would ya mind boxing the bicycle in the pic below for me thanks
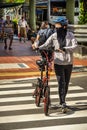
[33,48,54,116]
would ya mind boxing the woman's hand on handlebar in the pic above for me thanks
[32,44,36,50]
[32,44,39,52]
[56,48,65,54]
[32,42,39,50]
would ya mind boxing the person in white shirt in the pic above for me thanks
[18,16,28,42]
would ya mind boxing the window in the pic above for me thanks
[50,1,66,16]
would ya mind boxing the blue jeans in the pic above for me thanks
[54,64,73,105]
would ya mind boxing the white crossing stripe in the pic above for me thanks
[49,82,72,85]
[0,83,32,88]
[0,92,86,103]
[0,82,72,89]
[13,124,87,130]
[0,100,86,112]
[0,63,29,69]
[0,110,87,124]
[0,86,83,95]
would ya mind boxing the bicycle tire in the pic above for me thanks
[35,85,41,107]
[43,87,50,116]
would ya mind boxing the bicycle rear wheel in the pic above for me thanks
[35,85,41,107]
[43,87,50,116]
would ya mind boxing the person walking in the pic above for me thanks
[33,21,53,47]
[3,15,14,50]
[0,16,4,42]
[34,17,78,113]
[18,16,28,43]
[32,21,54,59]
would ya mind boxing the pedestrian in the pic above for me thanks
[35,17,78,113]
[18,16,28,43]
[0,16,4,42]
[32,21,54,58]
[3,15,14,50]
[32,21,54,47]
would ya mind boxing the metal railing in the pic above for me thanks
[68,24,87,59]
[68,24,87,43]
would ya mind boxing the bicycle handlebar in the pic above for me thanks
[35,46,54,53]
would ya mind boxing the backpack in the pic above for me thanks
[39,30,48,46]
[39,28,54,46]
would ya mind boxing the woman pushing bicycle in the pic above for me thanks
[33,17,78,113]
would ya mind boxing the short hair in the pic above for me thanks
[40,21,49,29]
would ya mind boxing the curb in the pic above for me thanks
[0,72,87,83]
[73,65,87,72]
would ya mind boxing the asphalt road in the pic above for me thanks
[0,73,87,130]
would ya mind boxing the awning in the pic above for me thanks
[36,2,47,6]
[36,9,43,14]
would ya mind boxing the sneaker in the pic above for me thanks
[19,38,21,42]
[24,40,26,43]
[4,46,7,50]
[62,107,67,113]
[61,103,68,113]
[9,47,12,50]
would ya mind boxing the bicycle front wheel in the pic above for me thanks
[35,86,41,107]
[43,87,50,116]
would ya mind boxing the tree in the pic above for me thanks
[78,0,87,24]
[29,0,36,31]
[0,0,5,17]
[66,0,74,24]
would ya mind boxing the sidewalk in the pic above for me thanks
[0,39,87,80]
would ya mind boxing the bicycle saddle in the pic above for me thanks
[36,60,44,67]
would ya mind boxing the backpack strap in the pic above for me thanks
[43,28,49,39]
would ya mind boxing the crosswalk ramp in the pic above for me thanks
[0,78,87,130]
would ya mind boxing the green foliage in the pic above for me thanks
[12,18,18,24]
[5,0,25,3]
[78,1,87,24]
[12,18,18,32]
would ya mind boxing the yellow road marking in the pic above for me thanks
[0,72,55,77]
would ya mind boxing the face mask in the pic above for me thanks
[56,27,67,49]
[56,27,67,38]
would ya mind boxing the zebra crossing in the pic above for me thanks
[0,78,87,130]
